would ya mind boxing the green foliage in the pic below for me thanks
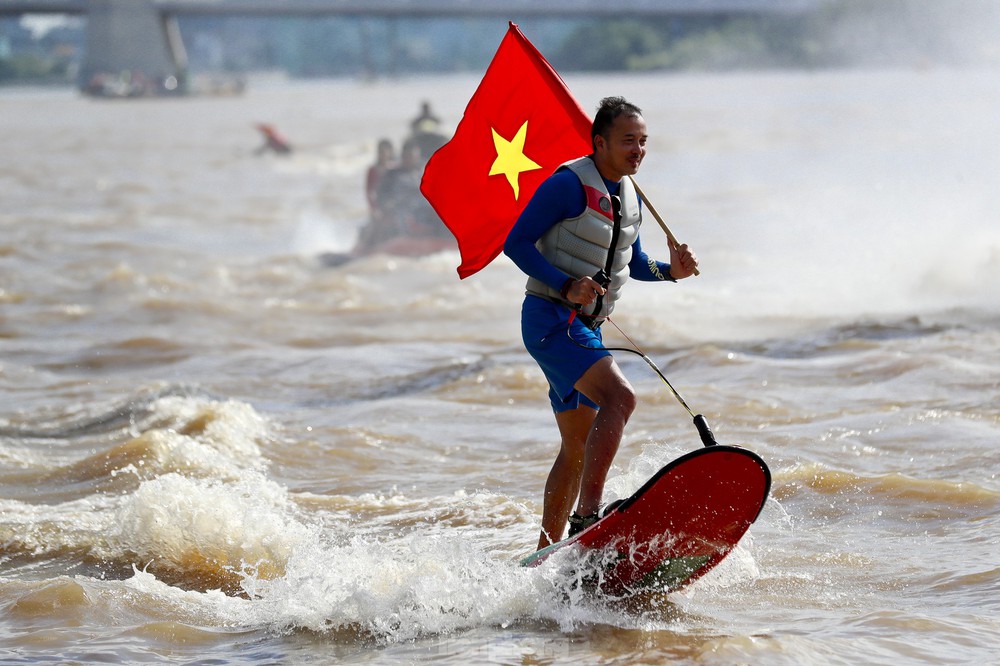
[553,20,664,72]
[0,53,68,82]
[555,16,826,72]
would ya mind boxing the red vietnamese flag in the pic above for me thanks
[420,22,593,279]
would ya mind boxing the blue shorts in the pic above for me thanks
[520,295,611,413]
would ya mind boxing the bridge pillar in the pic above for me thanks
[80,0,187,95]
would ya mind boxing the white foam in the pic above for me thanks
[140,396,269,468]
[111,472,312,580]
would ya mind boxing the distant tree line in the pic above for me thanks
[551,1,1000,72]
[0,18,81,84]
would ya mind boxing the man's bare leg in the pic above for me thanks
[573,356,636,517]
[536,405,595,550]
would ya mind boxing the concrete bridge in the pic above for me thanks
[0,0,824,94]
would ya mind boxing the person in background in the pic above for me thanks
[410,100,441,134]
[253,123,292,155]
[504,96,700,550]
[366,138,397,218]
[405,101,447,165]
[355,142,423,252]
[375,141,425,233]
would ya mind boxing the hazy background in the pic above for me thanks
[3,0,999,87]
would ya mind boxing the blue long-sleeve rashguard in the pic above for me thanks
[503,167,674,289]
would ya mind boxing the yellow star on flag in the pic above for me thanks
[489,121,541,200]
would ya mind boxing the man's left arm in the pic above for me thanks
[628,234,699,281]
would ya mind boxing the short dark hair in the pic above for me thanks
[592,97,643,151]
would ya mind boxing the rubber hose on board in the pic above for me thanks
[693,414,718,447]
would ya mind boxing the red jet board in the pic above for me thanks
[521,446,771,595]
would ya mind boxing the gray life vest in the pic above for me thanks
[525,157,641,319]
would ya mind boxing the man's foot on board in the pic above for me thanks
[567,511,598,538]
[566,499,626,538]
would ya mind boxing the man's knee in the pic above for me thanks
[611,382,637,417]
[558,433,586,462]
[556,406,595,451]
[588,380,636,416]
[623,384,638,414]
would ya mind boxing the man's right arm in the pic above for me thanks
[503,170,585,292]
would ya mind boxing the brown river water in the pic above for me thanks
[1,67,998,664]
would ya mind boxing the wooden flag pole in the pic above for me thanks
[629,176,700,276]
